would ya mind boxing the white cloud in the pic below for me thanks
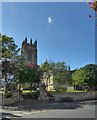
[48,17,53,24]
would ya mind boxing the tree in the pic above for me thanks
[72,64,97,90]
[40,60,71,90]
[19,66,39,83]
[0,34,20,84]
[87,1,97,13]
[18,65,40,90]
[83,64,97,90]
[72,68,87,86]
[87,1,97,26]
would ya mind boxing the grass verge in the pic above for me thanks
[22,90,37,94]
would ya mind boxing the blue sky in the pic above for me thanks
[2,2,95,70]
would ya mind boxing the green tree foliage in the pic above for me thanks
[40,60,68,72]
[0,34,20,83]
[19,66,38,84]
[1,35,20,59]
[72,68,87,86]
[83,64,97,89]
[18,65,40,91]
[72,64,97,90]
[40,60,71,90]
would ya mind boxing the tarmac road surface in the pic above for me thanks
[22,101,96,118]
[0,100,96,119]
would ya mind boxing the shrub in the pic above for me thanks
[59,87,67,92]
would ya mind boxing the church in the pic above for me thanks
[21,37,37,67]
[21,37,54,91]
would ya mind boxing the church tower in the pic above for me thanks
[21,37,37,66]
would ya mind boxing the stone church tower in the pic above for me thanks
[21,37,37,66]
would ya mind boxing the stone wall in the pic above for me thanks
[52,91,97,102]
[4,90,21,105]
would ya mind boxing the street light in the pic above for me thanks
[37,88,39,91]
[1,86,4,108]
[37,87,40,98]
[20,87,23,100]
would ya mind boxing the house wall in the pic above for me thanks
[42,72,54,91]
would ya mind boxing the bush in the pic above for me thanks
[59,87,67,92]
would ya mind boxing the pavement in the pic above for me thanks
[0,99,97,119]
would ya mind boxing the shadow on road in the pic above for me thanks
[2,99,97,112]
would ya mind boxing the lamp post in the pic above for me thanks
[37,87,39,93]
[36,87,40,99]
[1,86,4,109]
[20,87,23,100]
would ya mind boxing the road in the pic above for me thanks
[0,100,96,119]
[22,101,96,118]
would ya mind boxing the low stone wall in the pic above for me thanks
[52,91,97,102]
[4,90,21,105]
